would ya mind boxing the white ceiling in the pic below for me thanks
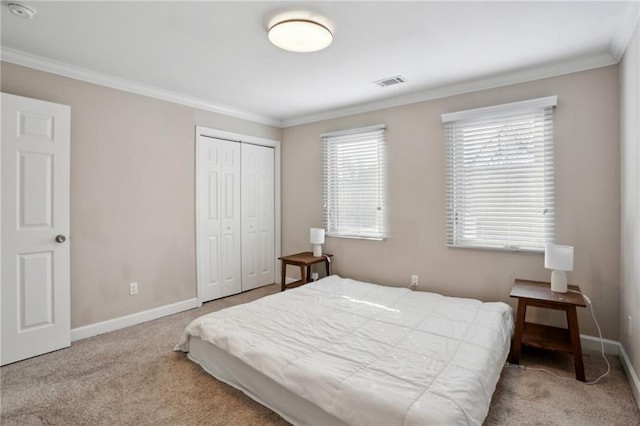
[1,1,639,127]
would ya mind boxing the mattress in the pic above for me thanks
[176,275,514,426]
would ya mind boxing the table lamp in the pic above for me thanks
[310,228,325,257]
[544,244,574,293]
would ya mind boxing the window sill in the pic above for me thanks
[327,233,387,241]
[446,244,543,254]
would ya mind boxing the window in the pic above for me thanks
[322,125,387,240]
[442,96,557,252]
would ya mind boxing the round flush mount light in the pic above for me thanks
[7,2,37,19]
[268,19,333,53]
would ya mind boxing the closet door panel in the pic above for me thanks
[197,138,241,302]
[242,144,275,291]
[220,143,242,297]
[197,141,222,302]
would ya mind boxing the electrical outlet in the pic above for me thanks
[410,274,418,290]
[629,315,633,337]
[129,282,138,295]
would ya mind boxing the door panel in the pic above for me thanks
[242,144,275,291]
[1,93,70,366]
[19,153,53,228]
[19,251,54,329]
[197,137,241,302]
[198,141,222,301]
[208,172,218,220]
[207,236,219,289]
[220,146,241,297]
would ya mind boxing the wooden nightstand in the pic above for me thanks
[510,278,587,381]
[279,252,333,292]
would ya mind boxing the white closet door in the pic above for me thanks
[242,143,275,291]
[197,137,241,302]
[1,93,71,365]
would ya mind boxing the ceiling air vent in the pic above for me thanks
[374,75,407,87]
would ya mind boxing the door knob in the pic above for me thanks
[55,235,66,243]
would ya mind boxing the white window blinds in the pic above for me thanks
[442,96,557,252]
[322,125,387,240]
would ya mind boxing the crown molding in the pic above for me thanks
[281,51,617,128]
[1,46,622,130]
[0,47,282,128]
[609,1,640,62]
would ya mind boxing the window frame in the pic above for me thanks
[441,96,557,253]
[321,124,387,241]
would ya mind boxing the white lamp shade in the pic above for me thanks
[310,228,325,245]
[544,244,574,271]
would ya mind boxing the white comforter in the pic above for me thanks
[176,275,514,426]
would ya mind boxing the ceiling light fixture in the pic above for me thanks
[7,2,37,19]
[268,19,333,53]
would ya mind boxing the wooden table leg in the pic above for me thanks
[325,257,330,276]
[566,306,586,381]
[300,265,307,285]
[510,299,527,364]
[280,260,287,291]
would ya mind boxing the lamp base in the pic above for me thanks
[550,270,568,293]
[312,244,322,257]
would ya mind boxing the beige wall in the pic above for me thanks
[0,62,281,328]
[0,59,624,342]
[621,20,640,397]
[282,66,621,339]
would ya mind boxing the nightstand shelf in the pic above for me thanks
[521,323,573,353]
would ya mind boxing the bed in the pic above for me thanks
[176,275,514,425]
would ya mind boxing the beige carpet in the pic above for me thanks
[1,284,639,425]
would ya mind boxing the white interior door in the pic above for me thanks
[242,143,275,291]
[197,136,241,303]
[1,93,71,366]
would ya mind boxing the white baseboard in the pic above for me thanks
[580,335,639,409]
[580,334,620,355]
[619,343,640,410]
[71,298,199,342]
